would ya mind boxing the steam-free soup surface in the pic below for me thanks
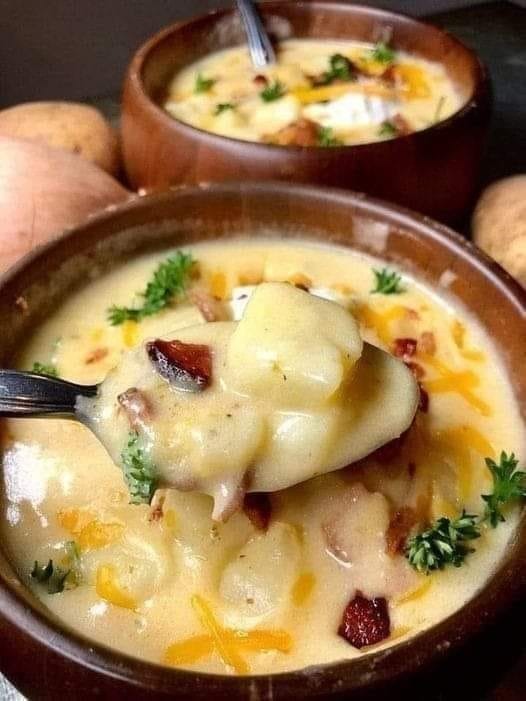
[1,240,523,675]
[164,39,464,146]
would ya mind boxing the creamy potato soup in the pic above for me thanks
[164,39,464,146]
[1,240,524,676]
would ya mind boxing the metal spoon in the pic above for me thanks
[0,370,96,418]
[235,0,276,68]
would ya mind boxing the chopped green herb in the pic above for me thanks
[319,53,355,85]
[434,95,446,123]
[121,431,157,505]
[406,511,480,575]
[194,72,215,94]
[260,80,286,102]
[214,102,235,115]
[482,452,526,527]
[371,268,405,294]
[107,251,195,325]
[30,543,80,595]
[378,120,397,138]
[31,559,54,583]
[31,362,58,377]
[317,126,343,147]
[370,41,396,65]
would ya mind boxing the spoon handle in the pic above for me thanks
[0,370,97,417]
[235,0,276,68]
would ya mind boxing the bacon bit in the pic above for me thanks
[338,592,390,649]
[266,118,319,147]
[85,347,109,365]
[253,74,269,87]
[369,426,410,463]
[189,289,228,322]
[146,339,212,392]
[118,387,153,429]
[391,114,412,136]
[243,493,272,531]
[392,337,417,361]
[381,65,397,84]
[405,361,425,381]
[386,507,417,555]
[149,491,166,522]
[419,331,436,355]
[15,295,29,313]
[418,384,429,413]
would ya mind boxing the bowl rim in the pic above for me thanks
[0,181,525,698]
[125,0,490,154]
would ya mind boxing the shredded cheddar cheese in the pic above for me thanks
[421,354,491,416]
[395,578,433,605]
[393,64,431,99]
[121,320,139,348]
[96,564,137,610]
[210,272,228,300]
[291,572,316,606]
[356,304,407,345]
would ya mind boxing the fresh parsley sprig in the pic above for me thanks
[406,452,526,574]
[378,120,397,138]
[31,362,58,377]
[194,72,215,94]
[31,541,81,594]
[107,251,195,325]
[371,267,405,295]
[215,102,234,115]
[370,41,396,65]
[406,511,480,575]
[260,80,286,102]
[319,54,355,85]
[121,431,157,505]
[482,452,526,527]
[317,126,343,147]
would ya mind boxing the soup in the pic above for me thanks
[1,240,524,676]
[164,39,464,146]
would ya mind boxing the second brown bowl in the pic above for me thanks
[121,1,490,225]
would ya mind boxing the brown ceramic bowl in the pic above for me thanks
[0,183,525,699]
[121,1,490,225]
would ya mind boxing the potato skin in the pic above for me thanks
[472,175,526,288]
[0,101,120,175]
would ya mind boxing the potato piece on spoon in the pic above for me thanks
[81,283,419,520]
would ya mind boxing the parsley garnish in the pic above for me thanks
[215,102,234,115]
[260,80,286,102]
[371,267,405,294]
[378,120,397,138]
[31,362,58,377]
[482,452,526,527]
[194,73,215,94]
[107,251,195,325]
[406,511,480,575]
[317,126,343,147]
[319,54,355,85]
[406,452,526,574]
[31,541,81,594]
[370,41,396,64]
[121,431,157,505]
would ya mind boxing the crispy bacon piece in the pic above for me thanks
[418,384,429,413]
[419,331,436,355]
[266,118,319,147]
[392,337,417,361]
[338,592,390,649]
[243,492,272,531]
[386,507,417,555]
[149,491,166,522]
[253,74,268,87]
[85,347,109,365]
[368,425,411,463]
[391,113,412,136]
[189,289,228,322]
[146,339,212,392]
[118,387,153,429]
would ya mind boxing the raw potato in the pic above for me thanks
[0,136,130,273]
[0,102,120,175]
[472,175,526,288]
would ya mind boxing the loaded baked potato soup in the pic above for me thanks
[164,39,464,146]
[1,240,524,675]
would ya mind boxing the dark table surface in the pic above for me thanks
[1,2,525,699]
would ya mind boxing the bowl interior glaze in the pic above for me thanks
[0,183,524,700]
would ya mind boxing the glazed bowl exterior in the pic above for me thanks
[121,1,491,225]
[0,183,524,699]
